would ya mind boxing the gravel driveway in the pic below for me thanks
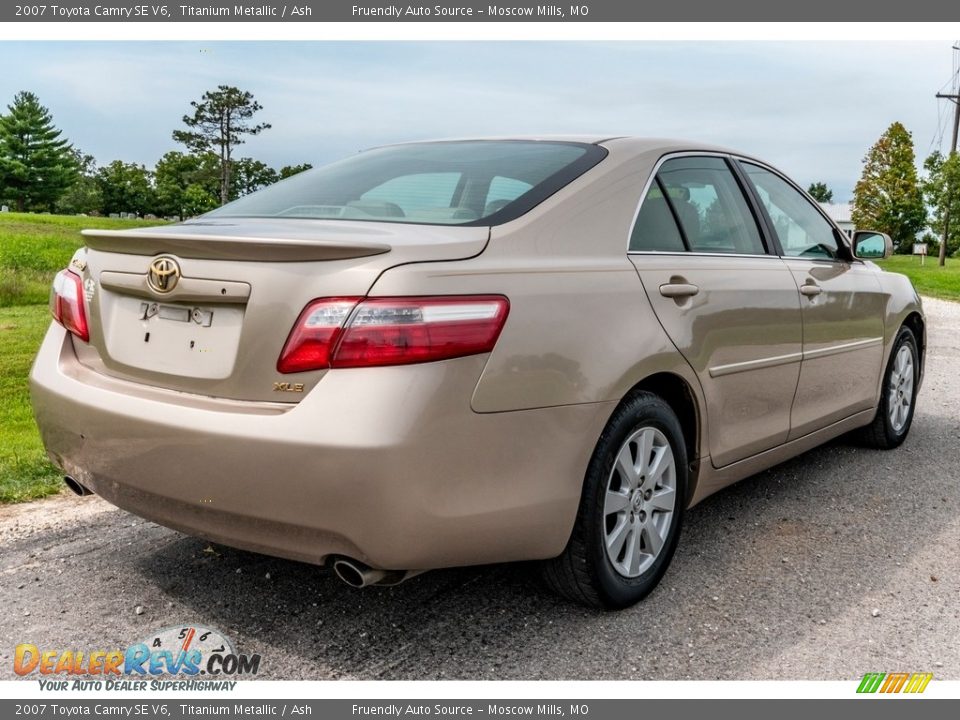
[2,297,958,681]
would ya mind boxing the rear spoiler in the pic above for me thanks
[80,229,392,262]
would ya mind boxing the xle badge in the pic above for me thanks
[273,382,304,393]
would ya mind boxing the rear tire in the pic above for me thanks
[542,391,687,609]
[859,326,918,450]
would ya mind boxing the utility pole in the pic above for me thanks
[936,43,960,268]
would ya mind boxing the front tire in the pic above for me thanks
[542,391,688,609]
[859,326,919,449]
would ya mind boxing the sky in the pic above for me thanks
[0,41,957,202]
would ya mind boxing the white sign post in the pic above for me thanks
[913,242,928,266]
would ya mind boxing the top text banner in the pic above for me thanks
[3,1,960,22]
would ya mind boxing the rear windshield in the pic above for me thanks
[205,140,607,226]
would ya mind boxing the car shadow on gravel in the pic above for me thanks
[123,403,960,680]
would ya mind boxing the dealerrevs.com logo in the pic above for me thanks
[14,626,261,690]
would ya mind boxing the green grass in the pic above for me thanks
[0,212,165,307]
[0,212,169,502]
[0,304,63,502]
[877,254,960,302]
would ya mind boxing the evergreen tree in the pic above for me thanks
[807,182,833,203]
[172,86,271,206]
[851,122,926,254]
[0,91,77,211]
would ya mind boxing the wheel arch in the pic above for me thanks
[618,371,703,507]
[902,311,925,385]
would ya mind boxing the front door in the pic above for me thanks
[629,156,803,468]
[737,161,886,438]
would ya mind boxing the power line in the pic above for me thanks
[930,99,946,154]
[954,40,960,93]
[934,42,960,267]
[929,43,960,153]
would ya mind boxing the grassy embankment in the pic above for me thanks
[876,254,960,302]
[0,213,164,502]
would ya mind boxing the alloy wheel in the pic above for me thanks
[888,344,915,433]
[602,426,677,578]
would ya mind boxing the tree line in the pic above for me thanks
[0,86,311,220]
[0,88,958,257]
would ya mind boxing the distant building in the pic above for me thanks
[819,202,854,236]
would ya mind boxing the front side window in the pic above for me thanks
[740,162,840,259]
[205,140,606,226]
[655,157,766,255]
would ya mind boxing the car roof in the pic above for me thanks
[371,135,742,157]
[600,136,736,153]
[373,134,618,147]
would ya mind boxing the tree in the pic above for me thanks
[278,163,312,179]
[230,157,278,199]
[181,183,220,218]
[172,86,271,206]
[0,91,77,211]
[154,150,219,219]
[56,149,102,215]
[96,161,155,216]
[807,182,833,203]
[851,122,926,254]
[922,151,960,257]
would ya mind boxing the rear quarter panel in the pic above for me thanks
[368,142,709,457]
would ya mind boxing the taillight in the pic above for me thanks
[277,295,509,373]
[333,296,510,368]
[275,298,360,374]
[50,269,89,343]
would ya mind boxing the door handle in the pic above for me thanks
[800,283,822,297]
[659,283,700,299]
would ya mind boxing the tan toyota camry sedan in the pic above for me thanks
[30,137,925,608]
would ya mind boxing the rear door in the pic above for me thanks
[737,161,886,438]
[629,155,803,468]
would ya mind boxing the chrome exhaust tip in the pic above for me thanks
[331,558,426,588]
[63,476,92,496]
[332,558,389,588]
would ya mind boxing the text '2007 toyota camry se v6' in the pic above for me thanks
[30,137,925,609]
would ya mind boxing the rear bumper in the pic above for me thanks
[30,324,613,570]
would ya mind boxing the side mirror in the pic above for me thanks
[852,231,893,260]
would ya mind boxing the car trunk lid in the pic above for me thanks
[72,219,489,402]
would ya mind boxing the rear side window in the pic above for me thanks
[205,140,607,226]
[656,157,766,255]
[630,181,686,252]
